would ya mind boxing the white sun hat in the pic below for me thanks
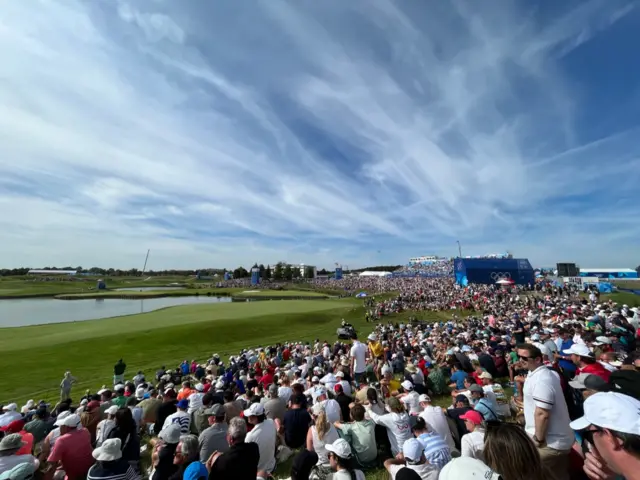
[92,438,123,461]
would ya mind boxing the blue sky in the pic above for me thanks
[1,0,639,270]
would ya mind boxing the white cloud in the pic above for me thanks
[0,0,637,269]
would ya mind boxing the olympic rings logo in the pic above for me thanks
[490,272,511,281]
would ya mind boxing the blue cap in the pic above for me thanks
[176,399,189,409]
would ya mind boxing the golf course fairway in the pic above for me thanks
[0,299,364,403]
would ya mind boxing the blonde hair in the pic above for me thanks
[315,409,330,441]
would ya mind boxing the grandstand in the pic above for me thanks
[578,268,638,279]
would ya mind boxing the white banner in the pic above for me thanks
[563,276,600,285]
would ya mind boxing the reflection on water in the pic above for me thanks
[0,296,231,328]
[114,287,184,292]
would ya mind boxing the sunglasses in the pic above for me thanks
[517,355,532,361]
[582,426,604,446]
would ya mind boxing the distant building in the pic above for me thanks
[298,263,317,278]
[27,269,77,276]
[578,268,638,279]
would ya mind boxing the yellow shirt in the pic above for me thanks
[369,341,384,358]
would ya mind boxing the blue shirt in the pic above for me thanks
[450,371,468,390]
[474,399,498,421]
[417,432,451,469]
[183,461,208,480]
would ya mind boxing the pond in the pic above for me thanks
[0,296,231,328]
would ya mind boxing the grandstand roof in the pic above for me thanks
[579,268,636,273]
[358,271,392,277]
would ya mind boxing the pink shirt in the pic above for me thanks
[48,428,94,480]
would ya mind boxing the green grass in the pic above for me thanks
[0,298,458,404]
[233,289,328,297]
[603,292,640,307]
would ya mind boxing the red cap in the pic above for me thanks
[334,384,343,393]
[460,410,483,425]
[0,419,25,433]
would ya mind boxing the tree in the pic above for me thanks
[264,265,272,280]
[233,266,249,278]
[273,263,284,281]
[283,264,293,281]
[291,266,301,279]
[304,266,315,279]
[259,264,266,279]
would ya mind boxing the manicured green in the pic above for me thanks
[605,292,640,307]
[233,289,327,297]
[0,299,456,404]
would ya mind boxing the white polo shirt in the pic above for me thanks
[350,341,367,374]
[522,366,574,451]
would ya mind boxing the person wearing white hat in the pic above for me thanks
[47,414,94,480]
[20,400,35,415]
[0,404,21,428]
[417,394,456,452]
[563,344,611,382]
[384,437,439,480]
[87,438,139,480]
[95,406,118,447]
[325,438,365,480]
[570,392,640,480]
[244,403,277,473]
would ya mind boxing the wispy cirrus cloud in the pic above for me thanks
[0,0,638,269]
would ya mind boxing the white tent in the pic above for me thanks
[358,271,392,277]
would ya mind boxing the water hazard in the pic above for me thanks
[0,296,231,328]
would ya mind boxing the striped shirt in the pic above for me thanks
[417,431,451,469]
[87,459,140,480]
[163,410,191,434]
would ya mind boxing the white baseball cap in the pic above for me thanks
[53,410,72,426]
[57,413,81,428]
[593,336,612,346]
[325,438,352,459]
[2,403,17,412]
[439,457,501,480]
[570,392,640,435]
[402,438,424,462]
[243,403,264,417]
[367,334,377,341]
[401,380,413,391]
[106,405,119,415]
[335,371,344,378]
[563,344,593,357]
[418,394,431,403]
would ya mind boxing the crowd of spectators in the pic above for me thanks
[1,278,640,480]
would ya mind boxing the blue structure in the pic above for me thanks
[97,279,106,290]
[224,272,231,281]
[454,258,534,286]
[335,267,343,280]
[250,267,260,285]
[579,269,638,279]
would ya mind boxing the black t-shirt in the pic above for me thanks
[155,400,177,434]
[477,353,497,378]
[209,442,259,480]
[283,408,312,449]
[245,379,258,392]
[335,394,352,423]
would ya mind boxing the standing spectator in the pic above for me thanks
[517,343,573,480]
[283,394,311,449]
[206,417,259,480]
[59,373,77,403]
[114,360,127,386]
[459,411,485,461]
[87,438,140,480]
[47,414,94,480]
[350,335,367,386]
[197,405,228,463]
[244,403,277,474]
